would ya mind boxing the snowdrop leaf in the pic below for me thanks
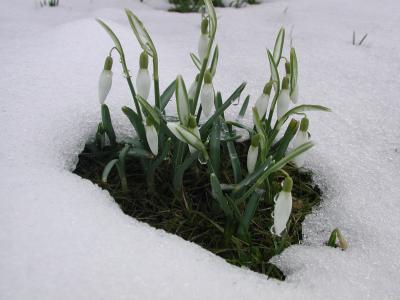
[238,95,250,119]
[127,147,154,159]
[226,121,253,134]
[267,50,280,91]
[237,192,261,239]
[102,159,118,183]
[136,96,161,126]
[96,19,129,75]
[122,106,148,149]
[210,173,232,218]
[290,47,298,98]
[160,79,176,111]
[200,82,247,137]
[210,116,221,177]
[210,45,219,77]
[101,104,116,146]
[173,151,198,191]
[190,53,202,71]
[125,9,156,57]
[222,122,242,183]
[204,0,217,36]
[273,27,285,66]
[275,104,330,131]
[175,75,190,126]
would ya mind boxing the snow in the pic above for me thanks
[1,0,400,299]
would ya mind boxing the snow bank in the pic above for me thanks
[1,0,399,299]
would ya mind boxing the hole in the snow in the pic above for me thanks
[74,140,322,280]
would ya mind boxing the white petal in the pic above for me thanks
[136,69,151,100]
[188,126,201,153]
[145,124,158,155]
[293,130,309,167]
[246,145,258,174]
[188,80,197,100]
[176,76,190,126]
[273,191,292,236]
[200,83,215,117]
[198,34,209,61]
[254,94,270,119]
[277,89,291,119]
[98,70,113,104]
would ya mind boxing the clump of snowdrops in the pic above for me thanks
[91,0,329,277]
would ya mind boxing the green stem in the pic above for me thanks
[153,54,161,109]
[126,76,142,120]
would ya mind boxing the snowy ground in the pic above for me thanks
[1,0,400,299]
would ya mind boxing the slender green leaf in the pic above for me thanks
[136,96,161,126]
[190,53,202,71]
[210,45,219,77]
[173,151,198,191]
[267,50,280,91]
[221,122,242,183]
[101,104,116,146]
[175,75,190,126]
[160,79,176,111]
[127,147,154,159]
[237,192,262,238]
[210,173,232,218]
[210,117,221,177]
[290,47,298,98]
[122,106,148,148]
[96,19,129,75]
[273,27,285,66]
[238,95,250,119]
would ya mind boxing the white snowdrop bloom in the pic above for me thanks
[136,51,151,100]
[254,82,272,122]
[200,70,215,117]
[176,75,190,126]
[188,74,199,100]
[277,77,291,119]
[144,118,158,156]
[167,122,205,153]
[293,117,309,167]
[198,18,210,61]
[272,177,293,236]
[290,84,299,104]
[98,56,113,104]
[187,115,200,154]
[246,134,260,174]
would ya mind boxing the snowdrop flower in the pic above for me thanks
[187,115,200,154]
[136,51,151,100]
[188,74,199,100]
[200,70,215,117]
[293,117,309,167]
[144,117,158,156]
[198,18,210,61]
[272,176,293,236]
[277,76,291,119]
[98,56,113,104]
[253,82,272,122]
[247,134,260,174]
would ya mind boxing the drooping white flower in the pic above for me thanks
[254,82,272,122]
[98,56,113,104]
[246,134,260,174]
[167,122,205,154]
[277,76,291,119]
[200,70,215,117]
[136,51,151,100]
[188,74,199,100]
[292,117,309,167]
[272,177,293,236]
[198,18,210,61]
[144,118,158,156]
[188,123,201,154]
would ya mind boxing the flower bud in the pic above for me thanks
[290,84,299,104]
[188,74,199,100]
[200,70,215,117]
[188,115,200,154]
[276,76,291,119]
[293,117,309,167]
[254,82,272,120]
[247,134,260,174]
[144,117,158,156]
[272,177,293,236]
[98,56,113,104]
[285,61,291,75]
[198,19,210,61]
[136,51,151,100]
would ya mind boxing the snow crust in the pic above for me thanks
[1,0,400,299]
